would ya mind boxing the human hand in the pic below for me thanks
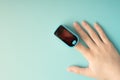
[67,21,120,80]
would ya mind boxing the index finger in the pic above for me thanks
[75,43,91,60]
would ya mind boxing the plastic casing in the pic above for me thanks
[54,25,79,47]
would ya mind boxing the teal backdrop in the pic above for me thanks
[0,0,120,80]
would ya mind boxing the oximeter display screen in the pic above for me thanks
[54,25,78,47]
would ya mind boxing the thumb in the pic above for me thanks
[67,66,94,77]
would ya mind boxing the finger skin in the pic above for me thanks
[73,22,95,48]
[75,43,88,53]
[75,43,92,60]
[94,23,110,44]
[82,21,103,46]
[67,66,94,77]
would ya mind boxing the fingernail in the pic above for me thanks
[82,21,87,25]
[94,22,98,26]
[67,68,73,72]
[73,22,78,25]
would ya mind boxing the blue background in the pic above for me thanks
[0,0,120,80]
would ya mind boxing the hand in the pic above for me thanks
[67,21,120,80]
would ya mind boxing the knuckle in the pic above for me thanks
[81,34,89,40]
[91,32,97,38]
